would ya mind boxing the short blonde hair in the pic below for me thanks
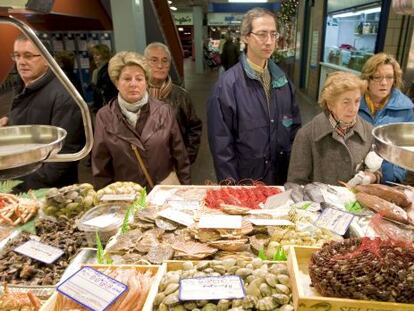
[319,71,367,110]
[108,51,150,84]
[360,53,403,89]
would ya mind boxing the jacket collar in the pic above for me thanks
[16,69,53,96]
[360,88,413,114]
[313,112,369,143]
[240,53,288,88]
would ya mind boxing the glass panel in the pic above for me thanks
[323,5,381,71]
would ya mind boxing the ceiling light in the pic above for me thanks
[332,7,381,18]
[178,27,184,31]
[168,0,172,3]
[228,0,268,2]
[170,6,177,11]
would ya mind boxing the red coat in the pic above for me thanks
[92,97,191,189]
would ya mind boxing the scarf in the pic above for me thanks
[148,76,173,100]
[328,111,357,137]
[365,93,389,115]
[117,92,149,127]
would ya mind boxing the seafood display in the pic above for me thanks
[48,266,154,311]
[204,186,282,210]
[0,283,42,311]
[43,183,97,218]
[153,259,294,311]
[0,193,39,226]
[309,237,414,303]
[0,216,88,285]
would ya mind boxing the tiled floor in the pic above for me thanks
[1,59,321,186]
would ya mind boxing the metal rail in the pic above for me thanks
[0,15,93,162]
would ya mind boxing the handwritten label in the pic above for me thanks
[264,190,292,209]
[158,208,195,227]
[314,207,354,236]
[100,193,136,201]
[179,276,245,301]
[14,240,64,264]
[198,215,242,229]
[57,266,128,311]
[82,214,122,229]
[247,218,294,226]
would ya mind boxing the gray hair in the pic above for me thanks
[144,42,172,61]
[240,8,276,37]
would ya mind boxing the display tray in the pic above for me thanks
[287,246,414,311]
[40,263,166,311]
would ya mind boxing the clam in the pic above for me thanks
[256,296,276,310]
[202,303,218,311]
[163,291,179,306]
[217,299,230,311]
[242,295,258,309]
[272,293,290,305]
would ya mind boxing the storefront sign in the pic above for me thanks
[14,239,64,264]
[174,12,193,25]
[179,275,245,300]
[57,266,128,311]
[207,13,244,25]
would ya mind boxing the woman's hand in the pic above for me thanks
[0,116,8,127]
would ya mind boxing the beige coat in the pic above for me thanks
[287,112,373,185]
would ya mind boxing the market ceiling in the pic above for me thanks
[170,0,280,12]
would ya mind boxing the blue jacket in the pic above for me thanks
[207,53,301,185]
[359,88,414,183]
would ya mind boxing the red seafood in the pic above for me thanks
[204,185,282,210]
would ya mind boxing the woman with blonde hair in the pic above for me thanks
[287,71,380,185]
[359,53,414,183]
[91,51,191,189]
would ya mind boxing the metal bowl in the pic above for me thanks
[0,125,66,171]
[373,122,414,171]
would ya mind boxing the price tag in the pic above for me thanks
[314,207,354,236]
[264,190,292,209]
[179,276,245,301]
[57,266,128,311]
[198,215,242,229]
[14,240,64,264]
[158,208,195,227]
[247,218,294,226]
[167,200,201,210]
[82,214,122,229]
[100,193,136,201]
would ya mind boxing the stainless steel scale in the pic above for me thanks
[0,15,93,180]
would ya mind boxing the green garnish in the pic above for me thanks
[258,247,267,260]
[345,201,363,213]
[273,246,287,261]
[96,231,112,264]
[0,180,22,193]
[120,188,147,234]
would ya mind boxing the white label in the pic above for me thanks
[14,240,64,264]
[198,215,242,229]
[57,266,127,311]
[179,276,245,301]
[158,208,194,227]
[167,200,201,210]
[314,207,354,236]
[100,194,136,201]
[247,218,294,226]
[264,190,292,209]
[82,214,122,229]
[150,189,177,205]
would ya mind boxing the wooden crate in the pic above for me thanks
[40,264,166,311]
[288,246,414,311]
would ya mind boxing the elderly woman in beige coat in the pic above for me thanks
[287,71,381,186]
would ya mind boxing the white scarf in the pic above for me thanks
[117,91,149,127]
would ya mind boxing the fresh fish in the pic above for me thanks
[303,183,325,203]
[284,182,304,202]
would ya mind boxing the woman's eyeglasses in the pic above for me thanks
[11,53,41,61]
[250,31,280,41]
[370,75,394,83]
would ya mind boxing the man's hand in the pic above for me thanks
[0,116,8,127]
[347,170,377,187]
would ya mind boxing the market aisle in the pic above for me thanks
[79,59,321,186]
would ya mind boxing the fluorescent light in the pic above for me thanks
[168,0,172,3]
[229,0,268,2]
[332,7,381,18]
[178,27,184,31]
[170,6,177,11]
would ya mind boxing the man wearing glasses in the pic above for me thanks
[207,8,301,185]
[144,42,202,164]
[0,35,85,191]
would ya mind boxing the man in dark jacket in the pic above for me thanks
[144,42,202,164]
[0,35,85,191]
[207,8,301,185]
[220,34,240,71]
